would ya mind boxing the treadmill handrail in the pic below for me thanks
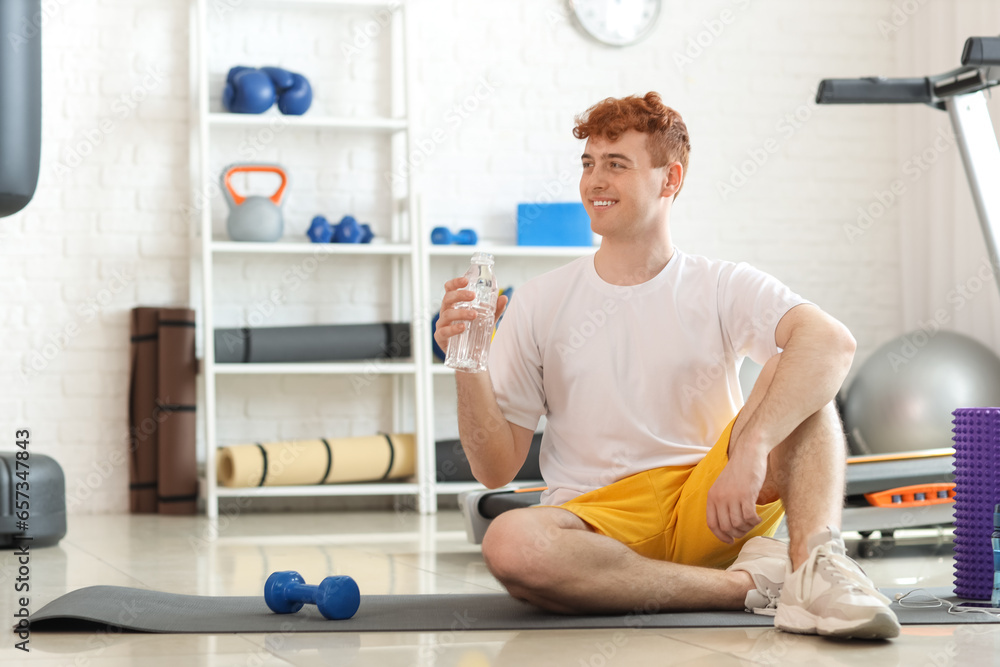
[817,36,1000,109]
[816,77,932,106]
[962,36,1000,67]
[817,66,999,109]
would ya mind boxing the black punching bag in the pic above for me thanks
[0,0,42,218]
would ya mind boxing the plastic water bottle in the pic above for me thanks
[992,504,1000,608]
[445,252,498,373]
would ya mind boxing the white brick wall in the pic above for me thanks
[0,0,911,514]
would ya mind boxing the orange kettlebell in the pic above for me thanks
[221,163,288,242]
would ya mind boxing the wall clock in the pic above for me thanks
[568,0,662,47]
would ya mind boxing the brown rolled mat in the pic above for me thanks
[155,309,198,515]
[216,434,416,488]
[128,308,160,513]
[128,307,198,515]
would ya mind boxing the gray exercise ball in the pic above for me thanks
[842,329,1000,454]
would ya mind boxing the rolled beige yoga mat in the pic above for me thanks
[216,434,416,488]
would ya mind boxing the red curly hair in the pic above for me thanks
[573,92,691,197]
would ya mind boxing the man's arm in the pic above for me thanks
[707,303,856,542]
[734,303,855,454]
[456,371,536,489]
[434,277,536,489]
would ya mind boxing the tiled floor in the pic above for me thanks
[0,511,995,666]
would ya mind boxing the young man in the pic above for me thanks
[433,92,899,639]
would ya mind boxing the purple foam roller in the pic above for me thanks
[951,408,1000,600]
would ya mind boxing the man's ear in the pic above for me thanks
[662,162,683,198]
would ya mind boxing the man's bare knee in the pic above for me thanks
[481,508,583,589]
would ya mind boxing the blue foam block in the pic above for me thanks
[517,202,593,247]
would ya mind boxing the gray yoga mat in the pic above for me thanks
[25,586,998,634]
[214,323,411,363]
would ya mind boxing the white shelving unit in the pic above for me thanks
[189,0,598,518]
[190,0,432,518]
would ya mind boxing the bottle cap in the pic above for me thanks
[470,251,494,265]
[995,504,1000,528]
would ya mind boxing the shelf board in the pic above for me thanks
[236,0,402,9]
[428,244,598,258]
[206,531,468,546]
[211,240,413,255]
[212,360,416,375]
[208,113,407,132]
[216,482,420,498]
[434,481,488,494]
[433,481,545,494]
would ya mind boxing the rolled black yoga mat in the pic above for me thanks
[215,323,411,363]
[436,432,543,482]
[25,586,997,633]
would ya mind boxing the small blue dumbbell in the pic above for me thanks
[431,227,478,245]
[307,215,333,243]
[358,223,374,243]
[264,570,360,620]
[306,215,374,244]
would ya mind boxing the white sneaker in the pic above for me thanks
[775,526,900,639]
[726,536,789,616]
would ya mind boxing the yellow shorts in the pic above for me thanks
[558,414,785,570]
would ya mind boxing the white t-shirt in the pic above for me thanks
[489,247,811,506]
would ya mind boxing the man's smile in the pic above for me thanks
[591,199,618,209]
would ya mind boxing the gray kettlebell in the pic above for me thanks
[221,163,288,242]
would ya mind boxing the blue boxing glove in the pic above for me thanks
[223,66,276,114]
[261,67,313,116]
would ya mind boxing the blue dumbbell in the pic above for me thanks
[359,223,374,243]
[306,215,375,244]
[307,215,333,243]
[264,570,360,620]
[431,227,478,245]
[334,215,362,243]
